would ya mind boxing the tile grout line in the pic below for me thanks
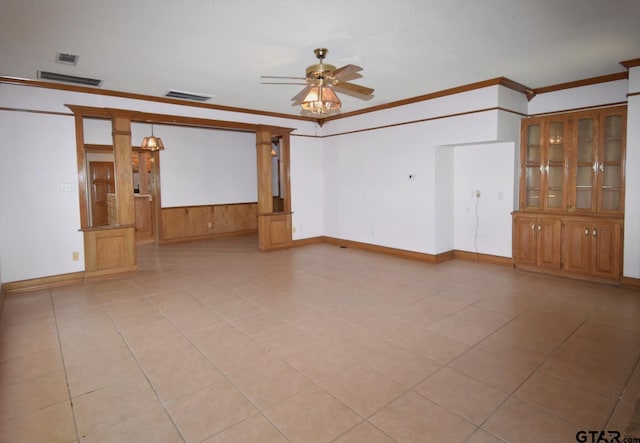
[50,288,82,443]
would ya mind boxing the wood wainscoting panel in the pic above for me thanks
[84,226,136,277]
[161,207,189,240]
[160,203,257,243]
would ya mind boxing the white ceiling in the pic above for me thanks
[1,0,639,117]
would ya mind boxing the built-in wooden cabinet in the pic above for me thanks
[520,106,626,214]
[513,215,562,270]
[514,106,626,282]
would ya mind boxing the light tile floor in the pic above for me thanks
[1,235,640,442]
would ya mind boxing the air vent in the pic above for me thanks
[56,52,79,65]
[165,89,213,102]
[38,71,103,87]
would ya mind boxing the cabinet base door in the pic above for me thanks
[591,222,622,279]
[513,216,537,266]
[537,219,562,270]
[563,221,591,275]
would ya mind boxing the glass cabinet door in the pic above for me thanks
[574,116,596,211]
[522,122,542,209]
[544,118,568,210]
[598,110,625,212]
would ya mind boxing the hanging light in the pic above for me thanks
[301,85,341,114]
[141,124,165,152]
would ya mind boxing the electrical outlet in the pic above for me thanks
[207,222,212,229]
[72,251,79,261]
[292,226,296,233]
[475,190,481,198]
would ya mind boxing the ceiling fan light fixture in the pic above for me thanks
[301,85,341,114]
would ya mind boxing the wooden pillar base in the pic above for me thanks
[257,213,292,251]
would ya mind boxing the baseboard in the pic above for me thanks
[621,276,640,290]
[291,236,325,247]
[158,229,257,245]
[0,283,5,320]
[322,236,453,264]
[3,271,86,294]
[453,250,514,267]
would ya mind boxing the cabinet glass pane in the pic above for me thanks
[603,165,621,188]
[604,140,621,162]
[547,166,563,208]
[575,190,592,209]
[548,122,565,162]
[602,190,620,211]
[525,167,540,207]
[577,118,594,162]
[526,125,541,162]
[604,115,622,138]
[603,115,622,161]
[576,166,593,210]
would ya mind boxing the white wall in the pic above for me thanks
[157,126,257,207]
[291,136,324,239]
[322,105,503,254]
[624,68,640,279]
[453,142,516,257]
[0,111,84,282]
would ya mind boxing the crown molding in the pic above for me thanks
[319,77,532,124]
[0,76,314,123]
[532,72,628,95]
[620,58,640,69]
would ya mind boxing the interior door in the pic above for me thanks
[89,161,115,226]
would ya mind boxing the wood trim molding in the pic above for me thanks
[620,58,640,69]
[291,237,325,247]
[3,272,85,294]
[453,250,513,267]
[0,283,5,323]
[0,106,73,117]
[532,72,628,95]
[1,76,312,122]
[320,107,510,139]
[621,277,640,290]
[321,77,532,123]
[322,236,454,264]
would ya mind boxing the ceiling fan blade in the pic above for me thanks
[332,64,363,80]
[261,82,308,85]
[261,75,307,80]
[333,82,375,96]
[291,84,314,105]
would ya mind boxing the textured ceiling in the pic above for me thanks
[1,0,639,117]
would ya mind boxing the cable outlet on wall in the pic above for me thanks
[72,251,79,261]
[475,190,481,198]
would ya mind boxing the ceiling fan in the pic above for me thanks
[261,48,375,114]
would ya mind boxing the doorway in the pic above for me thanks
[88,161,115,226]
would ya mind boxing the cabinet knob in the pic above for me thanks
[531,223,535,230]
[599,164,604,172]
[584,228,589,236]
[537,225,541,231]
[593,229,597,236]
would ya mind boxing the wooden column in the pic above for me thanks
[112,115,135,225]
[256,127,292,251]
[256,128,274,214]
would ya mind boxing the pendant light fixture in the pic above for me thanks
[141,124,165,152]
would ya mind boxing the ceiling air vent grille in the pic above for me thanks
[165,89,213,102]
[38,71,103,87]
[56,52,79,65]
